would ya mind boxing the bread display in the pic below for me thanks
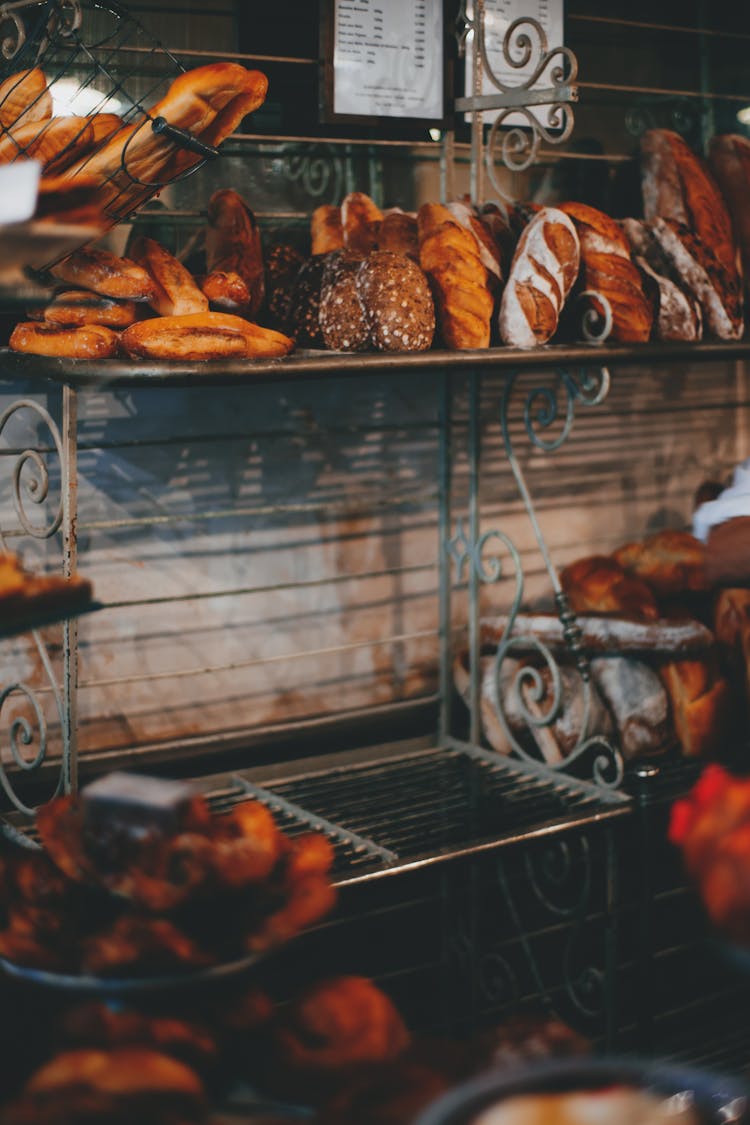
[418,202,494,349]
[9,321,120,358]
[355,249,435,352]
[42,290,138,329]
[342,191,383,256]
[203,188,265,318]
[318,249,370,352]
[558,202,652,342]
[129,235,209,317]
[51,246,158,301]
[498,207,580,348]
[311,204,344,255]
[120,312,294,361]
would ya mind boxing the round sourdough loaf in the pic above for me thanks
[355,250,435,353]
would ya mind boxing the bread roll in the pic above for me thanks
[43,291,137,329]
[318,250,369,352]
[311,205,343,255]
[200,270,251,311]
[498,208,580,348]
[377,209,419,259]
[129,236,208,317]
[659,657,731,758]
[9,322,120,359]
[51,247,158,302]
[648,217,743,340]
[641,128,739,281]
[355,250,435,352]
[0,68,52,132]
[342,192,383,256]
[418,202,494,349]
[120,312,293,361]
[559,202,652,342]
[204,188,264,318]
[560,555,659,621]
[613,529,708,595]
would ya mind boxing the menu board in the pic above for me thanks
[332,0,443,120]
[464,0,565,124]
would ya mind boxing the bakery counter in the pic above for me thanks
[3,338,750,388]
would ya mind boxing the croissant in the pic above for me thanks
[418,202,494,349]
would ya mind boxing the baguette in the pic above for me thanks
[120,312,294,361]
[418,202,494,349]
[648,217,743,339]
[51,247,158,302]
[129,236,208,317]
[0,68,52,132]
[43,291,137,329]
[709,134,750,308]
[61,64,268,212]
[342,192,383,256]
[204,189,264,318]
[9,322,120,359]
[498,207,580,348]
[311,205,343,255]
[47,113,123,176]
[621,217,703,341]
[0,116,93,170]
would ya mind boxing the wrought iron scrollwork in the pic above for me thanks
[0,0,81,62]
[0,399,68,815]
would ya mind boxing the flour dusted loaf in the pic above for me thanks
[355,250,435,353]
[591,656,671,759]
[318,249,369,352]
[498,207,580,347]
[559,202,652,342]
[621,217,703,341]
[418,202,494,349]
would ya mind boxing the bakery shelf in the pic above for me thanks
[2,339,750,389]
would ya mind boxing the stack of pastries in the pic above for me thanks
[455,526,750,765]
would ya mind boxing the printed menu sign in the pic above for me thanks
[464,0,565,123]
[333,0,443,120]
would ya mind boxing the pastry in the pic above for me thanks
[355,249,435,352]
[418,202,494,349]
[498,207,580,348]
[318,249,369,352]
[613,528,708,595]
[129,235,208,317]
[43,290,137,329]
[341,191,383,255]
[9,322,120,359]
[560,556,659,620]
[120,311,293,361]
[51,247,158,301]
[311,204,344,255]
[203,188,265,318]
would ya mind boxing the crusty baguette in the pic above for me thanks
[9,322,120,359]
[47,113,123,177]
[43,291,137,329]
[498,207,580,347]
[120,312,294,361]
[129,235,208,317]
[342,192,383,256]
[61,64,268,214]
[0,68,52,132]
[204,189,264,318]
[311,205,343,255]
[51,247,158,302]
[418,202,494,349]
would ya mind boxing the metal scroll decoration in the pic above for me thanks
[0,0,81,63]
[0,400,67,815]
[455,3,579,200]
[450,367,623,790]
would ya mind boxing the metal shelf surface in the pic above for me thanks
[1,339,750,389]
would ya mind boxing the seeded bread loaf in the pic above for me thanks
[355,250,434,352]
[318,249,369,352]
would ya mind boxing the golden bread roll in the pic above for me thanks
[10,322,120,359]
[0,67,52,132]
[204,188,264,317]
[43,290,137,329]
[51,247,158,301]
[201,268,252,310]
[62,64,268,214]
[613,528,708,595]
[311,204,344,255]
[120,311,294,361]
[560,555,660,621]
[342,192,383,256]
[659,657,731,758]
[25,1047,204,1099]
[418,202,494,349]
[129,235,208,317]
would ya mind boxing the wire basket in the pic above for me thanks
[0,0,230,232]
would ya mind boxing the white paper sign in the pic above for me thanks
[464,0,564,124]
[333,0,443,120]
